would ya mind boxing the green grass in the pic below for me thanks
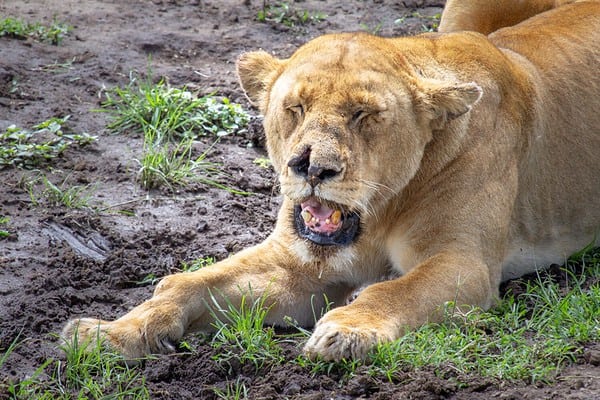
[208,288,284,372]
[0,17,71,45]
[199,255,598,385]
[136,132,209,190]
[102,73,249,140]
[1,334,149,399]
[213,378,248,400]
[257,2,327,27]
[359,22,383,35]
[180,256,216,272]
[20,174,94,209]
[40,176,94,208]
[252,156,272,169]
[395,11,441,32]
[297,248,600,383]
[3,248,597,398]
[0,116,96,169]
[0,216,10,238]
[101,72,251,191]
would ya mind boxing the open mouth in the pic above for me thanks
[293,197,360,246]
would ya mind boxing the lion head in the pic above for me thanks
[237,33,482,248]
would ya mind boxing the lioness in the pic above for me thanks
[63,1,600,361]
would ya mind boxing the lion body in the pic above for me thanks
[64,1,600,361]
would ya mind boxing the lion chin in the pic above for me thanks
[62,0,600,363]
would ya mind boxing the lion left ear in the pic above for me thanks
[415,79,483,130]
[237,51,285,111]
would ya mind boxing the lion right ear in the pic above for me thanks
[414,79,483,130]
[237,51,284,111]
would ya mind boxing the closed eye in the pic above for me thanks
[287,104,304,117]
[352,110,369,123]
[350,109,376,129]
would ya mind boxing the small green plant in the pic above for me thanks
[136,273,160,286]
[1,333,149,399]
[257,2,327,27]
[209,288,284,372]
[368,305,575,383]
[294,353,361,379]
[41,176,94,208]
[136,134,210,190]
[102,71,252,192]
[252,157,272,169]
[102,72,250,140]
[395,11,441,32]
[359,22,383,35]
[0,116,96,169]
[0,216,11,238]
[0,17,71,45]
[213,378,249,400]
[180,256,216,272]
[20,175,94,209]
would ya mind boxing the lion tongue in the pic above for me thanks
[300,199,343,234]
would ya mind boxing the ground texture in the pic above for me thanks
[1,0,599,399]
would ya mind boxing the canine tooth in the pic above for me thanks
[325,218,331,225]
[331,210,342,225]
[301,210,312,223]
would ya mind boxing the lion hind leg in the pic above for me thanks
[439,0,580,35]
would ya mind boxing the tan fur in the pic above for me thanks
[63,1,600,361]
[439,0,580,34]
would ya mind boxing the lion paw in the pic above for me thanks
[61,314,182,360]
[61,318,122,353]
[303,311,394,361]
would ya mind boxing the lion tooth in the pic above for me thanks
[325,218,331,225]
[331,210,342,225]
[301,209,312,223]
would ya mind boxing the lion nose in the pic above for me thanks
[287,147,342,187]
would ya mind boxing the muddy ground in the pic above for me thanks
[1,0,599,399]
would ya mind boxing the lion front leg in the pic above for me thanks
[62,239,334,359]
[62,296,187,359]
[62,270,222,358]
[304,252,496,361]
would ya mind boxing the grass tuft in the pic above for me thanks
[257,2,327,27]
[295,247,600,384]
[208,288,284,372]
[1,333,149,399]
[102,72,249,140]
[0,116,96,169]
[213,377,249,400]
[0,215,11,238]
[101,71,251,192]
[0,17,71,45]
[180,256,216,272]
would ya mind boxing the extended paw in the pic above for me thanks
[61,302,185,359]
[303,308,394,361]
[61,318,149,359]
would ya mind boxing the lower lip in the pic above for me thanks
[293,205,360,246]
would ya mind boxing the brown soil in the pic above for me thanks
[0,1,598,399]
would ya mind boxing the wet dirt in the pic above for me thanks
[1,0,598,399]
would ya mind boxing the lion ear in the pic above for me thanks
[415,79,483,130]
[237,51,284,110]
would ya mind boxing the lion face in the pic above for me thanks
[238,33,481,247]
